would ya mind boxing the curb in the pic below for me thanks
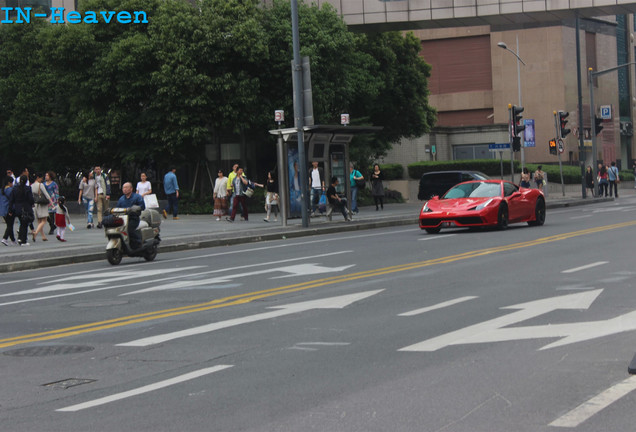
[0,197,613,273]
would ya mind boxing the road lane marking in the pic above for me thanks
[56,365,233,412]
[117,290,383,347]
[418,234,457,241]
[549,375,636,428]
[561,261,608,274]
[398,296,478,316]
[3,220,636,349]
[570,215,592,220]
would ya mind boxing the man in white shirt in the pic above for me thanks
[308,161,324,216]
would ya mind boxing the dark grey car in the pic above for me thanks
[417,170,490,200]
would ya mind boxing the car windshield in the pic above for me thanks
[443,182,501,199]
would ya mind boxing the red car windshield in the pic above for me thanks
[443,182,501,199]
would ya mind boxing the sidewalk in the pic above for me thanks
[0,192,614,273]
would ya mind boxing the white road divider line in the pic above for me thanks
[418,234,457,241]
[399,296,478,317]
[561,261,608,274]
[56,365,233,412]
[549,375,636,428]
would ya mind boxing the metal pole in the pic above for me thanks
[575,13,587,198]
[589,68,598,197]
[276,131,288,226]
[516,35,524,171]
[291,0,309,228]
[554,112,566,196]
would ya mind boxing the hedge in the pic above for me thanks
[407,160,635,184]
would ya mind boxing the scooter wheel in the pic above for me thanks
[144,245,157,262]
[107,248,123,265]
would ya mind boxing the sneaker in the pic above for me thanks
[162,209,168,219]
[20,242,30,246]
[87,224,92,229]
[173,217,180,220]
[263,218,269,222]
[310,211,315,217]
[226,217,233,222]
[97,223,103,229]
[216,217,221,221]
[1,239,8,246]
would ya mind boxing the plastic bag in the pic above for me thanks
[318,192,327,213]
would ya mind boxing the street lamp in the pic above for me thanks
[498,37,527,170]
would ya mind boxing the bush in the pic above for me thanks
[407,160,593,184]
[357,187,404,206]
[368,163,404,180]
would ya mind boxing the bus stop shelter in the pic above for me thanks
[269,124,382,225]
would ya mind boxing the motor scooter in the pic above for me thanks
[103,206,161,265]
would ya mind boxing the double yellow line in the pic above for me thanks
[2,220,635,349]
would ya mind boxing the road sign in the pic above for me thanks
[557,138,565,154]
[600,105,611,120]
[431,144,436,155]
[524,119,535,147]
[488,143,510,152]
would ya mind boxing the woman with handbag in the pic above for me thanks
[225,167,262,222]
[31,173,53,242]
[370,164,385,211]
[9,175,35,246]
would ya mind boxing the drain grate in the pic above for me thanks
[3,345,94,357]
[43,378,96,389]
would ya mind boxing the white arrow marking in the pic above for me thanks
[56,365,233,412]
[121,263,355,295]
[117,290,383,347]
[399,289,603,352]
[549,375,636,428]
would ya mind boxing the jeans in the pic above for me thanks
[83,197,94,224]
[609,180,619,197]
[351,186,359,212]
[311,188,322,213]
[599,180,609,197]
[3,215,15,241]
[166,193,178,217]
[230,195,248,221]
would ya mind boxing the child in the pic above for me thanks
[55,196,71,242]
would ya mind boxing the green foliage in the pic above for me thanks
[357,187,404,206]
[0,0,435,179]
[407,160,590,184]
[367,163,403,180]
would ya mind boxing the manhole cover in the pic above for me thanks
[43,378,96,389]
[3,345,94,357]
[70,300,130,307]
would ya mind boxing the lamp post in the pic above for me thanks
[498,36,527,170]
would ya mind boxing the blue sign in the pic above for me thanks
[524,119,535,148]
[600,105,611,120]
[488,143,510,151]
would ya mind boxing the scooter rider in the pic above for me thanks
[116,182,145,248]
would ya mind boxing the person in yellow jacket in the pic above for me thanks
[226,164,239,215]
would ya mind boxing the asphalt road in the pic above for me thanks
[2,197,636,431]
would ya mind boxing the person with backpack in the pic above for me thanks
[9,175,35,246]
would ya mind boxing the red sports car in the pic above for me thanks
[419,180,545,233]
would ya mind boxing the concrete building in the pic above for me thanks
[381,17,634,172]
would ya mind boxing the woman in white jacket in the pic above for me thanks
[213,169,228,221]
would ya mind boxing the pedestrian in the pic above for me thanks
[1,176,16,246]
[163,167,180,220]
[327,176,351,221]
[6,169,15,184]
[598,163,609,197]
[136,172,152,197]
[9,175,34,246]
[213,169,228,221]
[31,173,53,242]
[264,171,279,222]
[370,163,385,211]
[54,196,71,242]
[585,166,595,197]
[44,171,59,235]
[608,161,620,198]
[226,164,239,216]
[520,167,531,188]
[78,171,96,229]
[93,166,111,228]
[309,161,325,216]
[534,166,545,191]
[350,163,364,214]
[226,167,262,222]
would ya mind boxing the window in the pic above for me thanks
[503,182,518,197]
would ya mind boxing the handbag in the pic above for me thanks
[21,208,34,224]
[35,185,49,205]
[355,178,365,188]
[143,193,159,208]
[244,187,255,198]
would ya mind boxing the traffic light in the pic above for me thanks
[512,137,521,152]
[549,139,557,155]
[558,111,570,138]
[594,115,604,136]
[511,105,525,138]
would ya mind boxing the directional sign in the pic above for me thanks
[118,290,384,347]
[399,289,609,352]
[488,143,510,152]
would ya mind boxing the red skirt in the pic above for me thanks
[55,213,66,228]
